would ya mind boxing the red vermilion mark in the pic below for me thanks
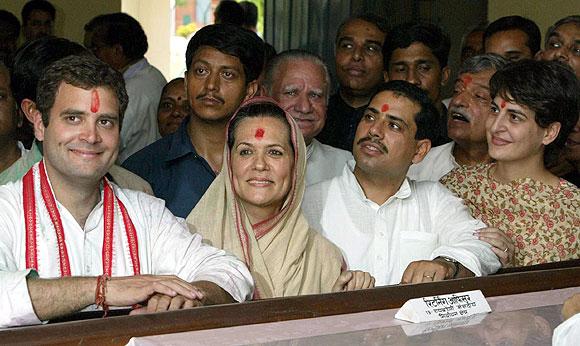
[381,104,389,112]
[255,128,265,139]
[500,100,506,109]
[462,75,473,85]
[91,90,100,113]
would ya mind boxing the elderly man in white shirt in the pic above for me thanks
[0,55,253,328]
[407,54,507,181]
[262,49,352,186]
[303,80,500,286]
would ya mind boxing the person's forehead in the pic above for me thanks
[458,69,495,85]
[28,9,53,22]
[277,59,326,85]
[191,46,244,70]
[390,42,439,65]
[338,19,384,41]
[551,22,580,40]
[371,90,419,115]
[488,29,529,46]
[236,116,290,140]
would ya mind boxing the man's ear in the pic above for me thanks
[32,106,46,142]
[20,99,39,124]
[441,66,451,86]
[542,122,561,146]
[383,71,390,82]
[244,80,259,100]
[411,138,431,164]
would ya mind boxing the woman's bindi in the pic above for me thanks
[500,100,506,109]
[381,104,389,112]
[462,75,473,86]
[91,90,100,113]
[255,128,265,139]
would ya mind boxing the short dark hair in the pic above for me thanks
[84,13,148,60]
[239,1,258,29]
[185,24,264,84]
[11,37,88,106]
[545,15,580,47]
[0,10,20,39]
[459,53,508,75]
[490,60,579,165]
[21,0,55,24]
[484,16,541,56]
[36,55,128,128]
[214,0,244,26]
[383,22,451,69]
[335,13,389,43]
[227,100,292,151]
[370,80,440,142]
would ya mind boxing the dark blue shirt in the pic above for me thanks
[122,119,216,218]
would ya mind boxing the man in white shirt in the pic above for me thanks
[407,54,507,181]
[303,80,500,286]
[262,50,353,186]
[84,13,167,163]
[0,55,253,328]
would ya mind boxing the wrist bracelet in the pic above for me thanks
[95,274,110,317]
[437,256,459,279]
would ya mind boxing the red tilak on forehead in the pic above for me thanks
[462,75,473,85]
[381,104,389,112]
[91,90,100,113]
[500,100,506,109]
[255,128,265,139]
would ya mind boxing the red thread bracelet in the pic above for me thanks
[95,274,110,317]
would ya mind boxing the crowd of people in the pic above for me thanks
[0,0,578,332]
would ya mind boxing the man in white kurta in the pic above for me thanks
[303,160,500,286]
[0,55,252,328]
[263,50,352,187]
[303,80,500,286]
[0,166,253,327]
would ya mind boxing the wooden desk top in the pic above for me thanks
[2,263,579,345]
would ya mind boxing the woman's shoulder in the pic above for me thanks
[440,162,492,191]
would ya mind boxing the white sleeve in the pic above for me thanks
[0,270,41,328]
[553,313,580,346]
[428,183,501,276]
[142,195,254,302]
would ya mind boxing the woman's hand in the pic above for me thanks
[475,227,515,267]
[332,270,375,292]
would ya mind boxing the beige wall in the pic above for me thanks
[1,0,171,79]
[488,0,580,42]
[0,0,121,44]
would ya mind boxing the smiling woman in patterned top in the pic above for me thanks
[441,60,579,267]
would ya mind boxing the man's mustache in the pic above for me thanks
[356,136,388,154]
[195,93,225,104]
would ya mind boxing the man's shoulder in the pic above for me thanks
[123,135,175,171]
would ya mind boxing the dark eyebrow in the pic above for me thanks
[365,106,380,114]
[507,108,529,119]
[364,40,383,46]
[387,115,409,129]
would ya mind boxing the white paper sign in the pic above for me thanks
[394,290,491,323]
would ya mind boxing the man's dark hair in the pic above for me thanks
[11,37,88,106]
[0,10,21,39]
[185,24,264,84]
[335,13,389,42]
[239,1,258,29]
[37,55,128,128]
[227,100,292,151]
[370,80,440,142]
[545,15,580,47]
[490,60,579,165]
[214,0,244,26]
[84,13,148,61]
[383,22,451,69]
[484,16,541,56]
[21,0,55,24]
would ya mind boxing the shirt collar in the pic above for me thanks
[164,118,199,162]
[306,139,320,161]
[343,159,413,208]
